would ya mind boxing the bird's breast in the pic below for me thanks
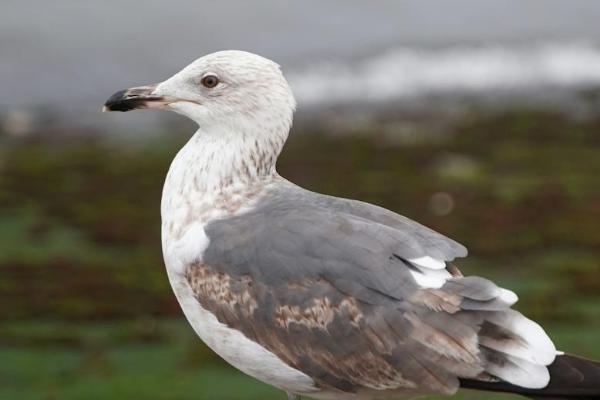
[158,161,315,394]
[160,156,274,276]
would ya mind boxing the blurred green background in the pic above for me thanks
[1,108,599,400]
[2,1,600,399]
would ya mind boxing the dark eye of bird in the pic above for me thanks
[201,75,219,88]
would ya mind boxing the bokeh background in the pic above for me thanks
[1,1,599,399]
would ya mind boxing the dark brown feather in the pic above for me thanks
[184,262,493,395]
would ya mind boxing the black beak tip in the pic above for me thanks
[105,89,128,104]
[104,89,154,112]
[103,89,134,112]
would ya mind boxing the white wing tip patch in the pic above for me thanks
[409,256,446,270]
[409,268,452,289]
[408,256,452,288]
[485,310,557,368]
[497,288,519,305]
[486,354,551,389]
[514,317,557,366]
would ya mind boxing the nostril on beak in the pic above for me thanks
[127,87,156,98]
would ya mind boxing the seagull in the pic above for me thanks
[103,50,600,400]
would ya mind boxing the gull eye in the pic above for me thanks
[201,75,219,88]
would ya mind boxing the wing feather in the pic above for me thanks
[188,183,554,395]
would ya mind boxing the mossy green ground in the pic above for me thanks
[0,108,599,399]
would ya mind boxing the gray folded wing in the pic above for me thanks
[188,183,554,395]
[267,183,467,263]
[296,187,468,262]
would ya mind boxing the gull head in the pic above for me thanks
[103,50,296,131]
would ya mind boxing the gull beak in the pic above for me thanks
[102,84,174,112]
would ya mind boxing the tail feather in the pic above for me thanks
[460,354,600,399]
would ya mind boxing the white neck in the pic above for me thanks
[178,123,286,193]
[161,120,289,245]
